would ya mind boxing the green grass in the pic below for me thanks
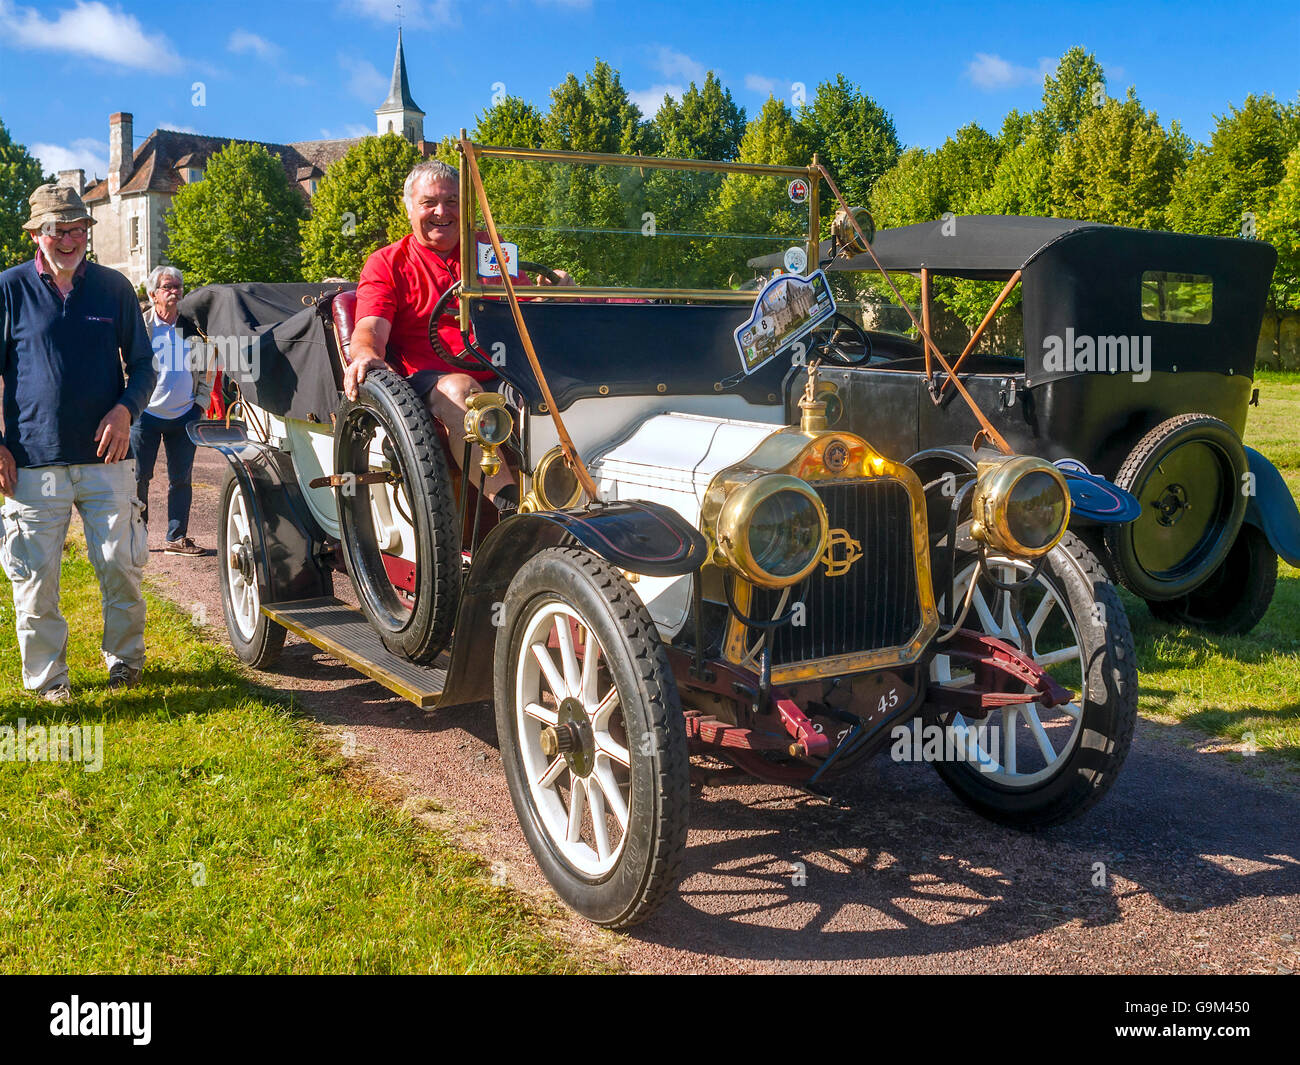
[1118,369,1300,766]
[0,541,597,973]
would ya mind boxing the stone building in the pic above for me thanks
[73,31,429,288]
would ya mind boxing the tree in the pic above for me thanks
[300,134,422,282]
[1035,47,1108,147]
[798,75,900,216]
[1167,93,1300,238]
[166,142,307,284]
[1050,90,1189,229]
[0,118,50,271]
[1259,143,1300,309]
[709,96,813,285]
[652,73,746,161]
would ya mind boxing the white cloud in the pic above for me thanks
[744,73,781,96]
[158,122,200,133]
[31,138,108,178]
[651,45,705,84]
[281,72,312,87]
[965,52,1054,91]
[341,54,389,102]
[337,0,454,27]
[0,0,180,72]
[627,84,684,116]
[227,29,279,59]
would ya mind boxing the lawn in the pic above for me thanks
[0,541,597,973]
[1122,369,1300,766]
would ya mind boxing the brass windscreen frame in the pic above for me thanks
[455,139,822,316]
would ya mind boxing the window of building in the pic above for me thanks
[129,216,142,251]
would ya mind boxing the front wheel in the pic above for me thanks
[218,472,286,668]
[928,533,1137,829]
[494,548,690,928]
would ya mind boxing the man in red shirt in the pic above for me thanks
[344,160,566,506]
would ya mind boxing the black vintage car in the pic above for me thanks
[755,215,1299,633]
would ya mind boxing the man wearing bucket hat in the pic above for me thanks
[0,183,157,702]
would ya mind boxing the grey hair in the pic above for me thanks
[147,265,182,292]
[403,160,459,212]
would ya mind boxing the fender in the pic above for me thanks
[189,420,331,604]
[1243,445,1300,566]
[439,500,707,708]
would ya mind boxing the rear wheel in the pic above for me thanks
[1106,414,1249,601]
[1149,523,1277,634]
[218,472,286,668]
[495,548,689,927]
[928,534,1137,829]
[335,366,461,663]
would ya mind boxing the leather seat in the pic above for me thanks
[330,289,359,366]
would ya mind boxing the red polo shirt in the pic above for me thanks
[357,234,536,383]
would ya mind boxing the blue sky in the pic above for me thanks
[1,0,1296,181]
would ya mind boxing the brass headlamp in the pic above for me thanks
[519,445,584,514]
[715,474,829,589]
[464,392,513,478]
[970,456,1071,558]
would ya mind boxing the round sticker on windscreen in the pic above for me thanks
[788,179,809,204]
[783,246,807,274]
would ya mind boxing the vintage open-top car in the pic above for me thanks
[752,215,1298,634]
[185,140,1141,927]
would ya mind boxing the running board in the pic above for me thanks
[261,597,447,707]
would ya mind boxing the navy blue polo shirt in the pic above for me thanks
[0,252,157,468]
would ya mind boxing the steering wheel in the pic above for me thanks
[810,312,872,366]
[518,260,564,286]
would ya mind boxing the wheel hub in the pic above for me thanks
[229,541,255,581]
[1151,483,1189,527]
[550,697,595,777]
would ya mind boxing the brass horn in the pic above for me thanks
[832,206,875,256]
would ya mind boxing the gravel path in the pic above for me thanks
[131,445,1300,974]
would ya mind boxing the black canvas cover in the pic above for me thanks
[180,283,352,423]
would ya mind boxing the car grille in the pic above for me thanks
[751,478,923,667]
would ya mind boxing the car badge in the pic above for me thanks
[787,179,809,204]
[821,528,862,577]
[823,439,849,473]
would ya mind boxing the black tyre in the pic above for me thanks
[929,533,1137,829]
[335,366,461,663]
[1106,414,1249,601]
[494,547,690,928]
[1148,522,1277,634]
[218,471,287,669]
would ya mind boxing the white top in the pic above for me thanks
[147,319,195,419]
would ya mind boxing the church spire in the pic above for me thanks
[375,28,425,142]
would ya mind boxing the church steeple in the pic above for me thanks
[375,29,424,143]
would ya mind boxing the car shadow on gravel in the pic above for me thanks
[621,725,1300,964]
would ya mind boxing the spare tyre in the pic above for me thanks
[334,366,461,663]
[1105,413,1249,601]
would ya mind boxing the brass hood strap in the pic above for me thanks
[814,163,1011,455]
[460,140,601,501]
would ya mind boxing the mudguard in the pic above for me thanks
[438,500,707,708]
[1243,445,1300,566]
[188,420,331,604]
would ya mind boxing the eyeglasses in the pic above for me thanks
[46,225,89,240]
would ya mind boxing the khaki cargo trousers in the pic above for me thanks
[0,460,147,691]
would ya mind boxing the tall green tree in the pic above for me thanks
[300,134,421,281]
[1167,93,1300,237]
[1260,143,1300,309]
[166,142,306,284]
[1035,47,1108,147]
[0,119,50,271]
[1050,90,1189,229]
[798,75,900,217]
[652,73,746,161]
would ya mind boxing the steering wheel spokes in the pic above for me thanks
[810,312,872,366]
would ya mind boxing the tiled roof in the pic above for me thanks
[84,129,362,203]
